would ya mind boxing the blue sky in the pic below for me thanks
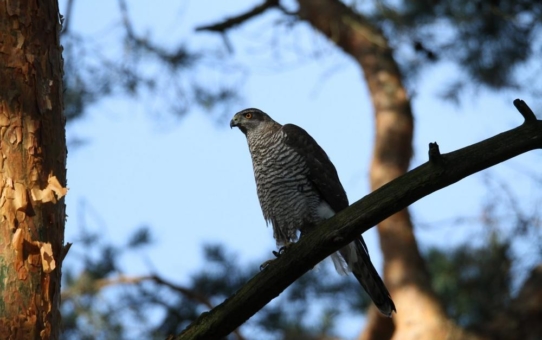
[60,0,540,338]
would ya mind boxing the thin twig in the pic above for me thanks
[514,98,537,121]
[60,242,72,262]
[195,0,280,32]
[117,0,193,65]
[94,275,214,309]
[60,0,75,36]
[428,142,441,162]
[150,275,215,310]
[69,274,247,340]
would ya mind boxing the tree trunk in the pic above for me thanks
[0,1,67,339]
[296,1,480,339]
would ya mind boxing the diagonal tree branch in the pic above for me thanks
[62,274,215,310]
[63,273,249,339]
[94,275,248,340]
[176,100,542,339]
[97,275,215,310]
[195,0,280,32]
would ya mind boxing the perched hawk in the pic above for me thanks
[230,108,396,316]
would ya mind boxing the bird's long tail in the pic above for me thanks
[339,238,396,317]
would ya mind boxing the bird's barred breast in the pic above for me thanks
[249,134,322,243]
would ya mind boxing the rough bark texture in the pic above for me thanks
[295,1,480,339]
[0,1,66,339]
[177,111,542,339]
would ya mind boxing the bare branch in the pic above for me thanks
[150,275,215,310]
[176,100,542,339]
[64,273,248,339]
[514,98,537,121]
[60,242,72,262]
[428,142,441,162]
[117,0,134,38]
[195,0,280,32]
[90,275,214,309]
[118,0,193,66]
[60,0,76,36]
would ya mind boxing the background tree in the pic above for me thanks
[0,1,67,339]
[58,0,542,339]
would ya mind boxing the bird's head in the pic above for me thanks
[230,108,274,135]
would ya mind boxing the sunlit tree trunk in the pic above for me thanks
[296,0,480,339]
[0,1,67,339]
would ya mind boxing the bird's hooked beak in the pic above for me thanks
[230,114,240,129]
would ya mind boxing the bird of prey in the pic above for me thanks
[230,108,396,317]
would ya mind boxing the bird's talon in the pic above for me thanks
[278,243,292,255]
[260,259,275,271]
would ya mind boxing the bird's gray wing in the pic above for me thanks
[281,124,349,212]
[282,124,396,316]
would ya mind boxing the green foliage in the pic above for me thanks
[61,227,128,340]
[367,0,542,99]
[425,233,512,331]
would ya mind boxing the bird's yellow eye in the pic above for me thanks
[245,112,252,119]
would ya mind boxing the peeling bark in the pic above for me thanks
[295,0,481,339]
[0,1,66,339]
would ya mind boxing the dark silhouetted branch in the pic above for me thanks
[60,242,72,262]
[60,0,76,35]
[195,0,280,32]
[118,0,194,66]
[175,100,542,339]
[428,142,441,162]
[514,99,537,121]
[64,273,248,339]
